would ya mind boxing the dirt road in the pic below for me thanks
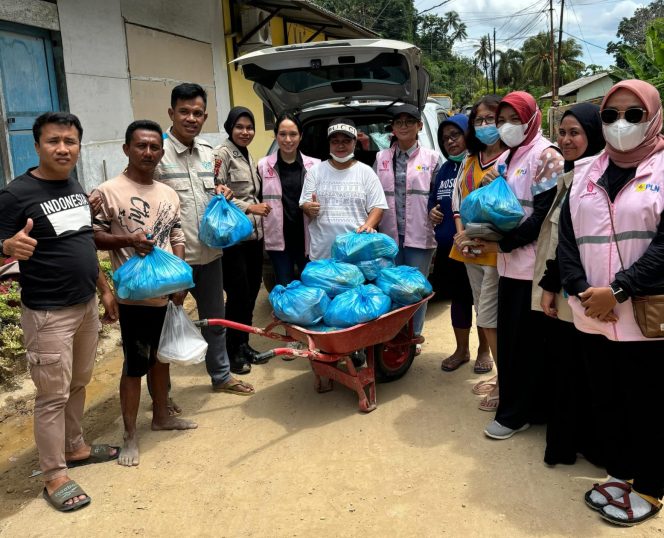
[0,290,658,536]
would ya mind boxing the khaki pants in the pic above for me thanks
[21,297,100,481]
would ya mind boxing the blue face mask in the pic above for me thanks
[475,125,500,145]
[447,150,467,163]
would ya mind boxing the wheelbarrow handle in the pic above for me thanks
[253,350,276,364]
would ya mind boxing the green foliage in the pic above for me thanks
[614,18,664,95]
[0,281,24,384]
[608,0,664,68]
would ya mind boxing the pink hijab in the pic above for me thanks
[601,79,664,168]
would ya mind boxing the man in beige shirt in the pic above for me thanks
[94,120,197,467]
[155,83,255,390]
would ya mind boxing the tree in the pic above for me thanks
[582,64,604,77]
[475,36,492,93]
[521,32,584,88]
[497,49,523,89]
[614,18,664,97]
[607,0,664,68]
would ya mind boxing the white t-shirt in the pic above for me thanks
[299,160,388,260]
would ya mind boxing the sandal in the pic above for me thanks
[600,492,662,527]
[472,375,497,395]
[478,394,499,412]
[213,378,255,396]
[42,480,91,512]
[585,481,632,511]
[441,354,470,372]
[66,444,120,468]
[473,355,494,374]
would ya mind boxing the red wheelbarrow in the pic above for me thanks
[195,294,432,413]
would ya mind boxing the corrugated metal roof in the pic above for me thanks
[540,72,611,99]
[241,0,379,39]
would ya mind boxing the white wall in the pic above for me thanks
[57,0,132,190]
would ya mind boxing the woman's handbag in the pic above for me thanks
[607,200,664,338]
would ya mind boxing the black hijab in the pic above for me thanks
[560,103,604,172]
[224,106,255,160]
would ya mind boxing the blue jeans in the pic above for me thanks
[268,249,308,287]
[395,236,435,336]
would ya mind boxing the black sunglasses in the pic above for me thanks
[600,107,647,124]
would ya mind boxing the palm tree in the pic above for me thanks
[442,11,468,42]
[475,35,491,93]
[497,49,524,89]
[521,32,584,87]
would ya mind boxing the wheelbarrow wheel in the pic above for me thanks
[374,340,416,383]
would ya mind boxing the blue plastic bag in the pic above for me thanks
[459,173,524,232]
[307,323,342,333]
[301,259,365,297]
[331,232,398,263]
[323,284,392,328]
[354,257,395,281]
[269,280,330,326]
[113,247,194,301]
[375,265,432,306]
[199,194,253,249]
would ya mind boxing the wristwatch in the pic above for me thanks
[610,283,629,304]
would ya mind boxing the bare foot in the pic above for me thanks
[45,475,88,507]
[167,397,182,416]
[151,416,198,431]
[118,433,140,467]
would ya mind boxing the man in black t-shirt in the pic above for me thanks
[0,112,118,513]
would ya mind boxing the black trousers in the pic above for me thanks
[221,239,264,354]
[495,277,550,429]
[581,333,664,499]
[544,319,604,467]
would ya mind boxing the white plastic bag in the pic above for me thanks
[157,301,208,366]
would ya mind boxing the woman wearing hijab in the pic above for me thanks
[532,103,605,466]
[449,95,508,411]
[428,114,492,374]
[471,91,564,440]
[559,80,664,527]
[214,107,269,374]
[258,113,320,286]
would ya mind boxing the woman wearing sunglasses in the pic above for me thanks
[471,91,564,440]
[532,103,605,467]
[559,79,664,526]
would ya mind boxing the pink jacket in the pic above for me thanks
[497,134,558,280]
[258,152,320,253]
[375,145,437,249]
[568,151,664,341]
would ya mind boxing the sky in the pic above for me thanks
[415,0,647,68]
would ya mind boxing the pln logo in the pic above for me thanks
[636,183,660,193]
[416,165,430,172]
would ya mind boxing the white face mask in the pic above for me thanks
[498,122,527,148]
[602,117,653,152]
[330,152,355,163]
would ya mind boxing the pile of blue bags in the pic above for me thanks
[269,232,431,330]
[459,164,524,232]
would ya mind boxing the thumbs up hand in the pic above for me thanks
[3,218,38,260]
[302,192,321,219]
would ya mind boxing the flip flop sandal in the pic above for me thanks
[478,394,499,412]
[584,481,632,511]
[473,357,494,374]
[441,354,470,372]
[599,492,662,527]
[213,379,255,396]
[66,444,120,468]
[42,480,91,512]
[472,375,497,395]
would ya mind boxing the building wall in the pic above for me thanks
[224,1,327,158]
[576,76,614,103]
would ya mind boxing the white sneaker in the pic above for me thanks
[484,420,530,440]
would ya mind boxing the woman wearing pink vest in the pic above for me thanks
[471,92,564,440]
[559,80,664,527]
[374,104,442,346]
[258,114,320,286]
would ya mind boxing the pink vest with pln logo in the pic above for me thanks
[496,134,557,280]
[258,152,320,253]
[567,151,664,341]
[375,145,437,249]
